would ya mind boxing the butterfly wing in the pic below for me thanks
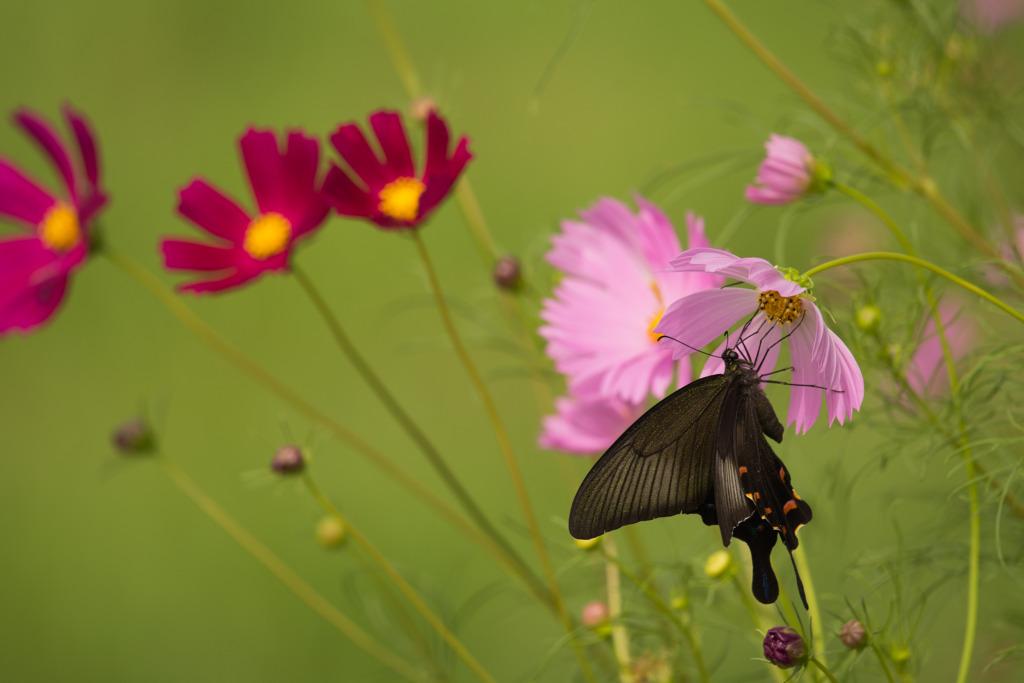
[568,375,731,540]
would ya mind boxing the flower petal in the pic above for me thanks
[0,158,56,226]
[64,104,100,191]
[160,238,242,272]
[241,128,286,217]
[177,179,251,243]
[14,109,77,203]
[0,267,69,335]
[329,121,389,190]
[369,111,415,179]
[655,288,758,359]
[322,164,375,217]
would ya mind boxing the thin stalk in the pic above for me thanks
[810,657,840,683]
[303,474,499,683]
[869,641,897,683]
[102,247,513,571]
[602,550,709,683]
[804,252,1024,326]
[603,536,633,683]
[154,456,428,683]
[410,231,596,682]
[792,547,825,670]
[291,264,551,609]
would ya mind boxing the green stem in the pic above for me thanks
[804,252,1024,326]
[729,573,785,683]
[603,536,633,683]
[101,247,512,573]
[303,474,498,683]
[869,642,897,683]
[409,231,596,683]
[362,0,420,99]
[792,547,825,669]
[809,657,840,683]
[291,264,551,609]
[154,456,427,682]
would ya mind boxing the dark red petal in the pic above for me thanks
[177,179,251,243]
[329,122,388,189]
[241,128,285,217]
[0,236,54,277]
[13,109,78,204]
[322,165,375,217]
[0,270,69,335]
[160,238,241,272]
[281,131,329,237]
[369,111,415,178]
[176,269,259,295]
[0,158,56,227]
[63,104,101,191]
[422,110,451,180]
[418,137,472,218]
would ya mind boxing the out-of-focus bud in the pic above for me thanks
[493,254,522,291]
[840,619,868,649]
[315,516,347,548]
[112,417,156,455]
[855,304,882,333]
[763,626,808,669]
[670,591,689,612]
[890,643,912,673]
[574,536,601,551]
[581,601,611,637]
[271,445,305,475]
[876,60,893,78]
[704,550,735,580]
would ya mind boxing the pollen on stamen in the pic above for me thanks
[378,177,426,222]
[40,202,80,252]
[243,212,292,260]
[758,290,804,325]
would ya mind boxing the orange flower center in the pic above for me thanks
[647,307,665,344]
[40,202,80,252]
[758,290,804,325]
[378,177,426,222]
[243,212,292,260]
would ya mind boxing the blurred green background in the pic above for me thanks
[2,1,1023,681]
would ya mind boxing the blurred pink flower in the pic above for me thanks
[539,395,644,455]
[161,128,329,294]
[961,0,1024,33]
[745,135,818,205]
[907,300,977,398]
[322,109,472,230]
[539,198,722,404]
[0,105,107,335]
[654,248,864,433]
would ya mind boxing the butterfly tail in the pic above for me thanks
[733,517,780,605]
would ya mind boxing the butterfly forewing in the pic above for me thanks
[568,375,731,539]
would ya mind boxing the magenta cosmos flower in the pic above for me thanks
[0,105,107,335]
[161,129,329,294]
[539,395,644,455]
[322,109,471,230]
[654,248,864,433]
[539,198,722,404]
[745,134,824,206]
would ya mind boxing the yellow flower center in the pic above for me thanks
[243,212,292,260]
[758,290,804,325]
[647,307,665,343]
[40,202,80,252]
[378,177,426,222]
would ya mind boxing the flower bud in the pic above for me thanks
[840,619,867,649]
[855,304,882,333]
[315,516,347,548]
[704,550,735,580]
[763,626,807,669]
[670,591,689,612]
[581,601,610,636]
[271,444,305,475]
[493,254,522,291]
[111,417,155,455]
[574,536,601,551]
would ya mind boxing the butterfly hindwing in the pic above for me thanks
[568,375,731,539]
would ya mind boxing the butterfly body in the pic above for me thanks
[568,347,813,607]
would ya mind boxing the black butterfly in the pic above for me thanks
[568,342,813,608]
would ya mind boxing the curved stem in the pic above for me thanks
[809,657,840,683]
[303,474,498,683]
[804,252,1024,326]
[409,231,596,682]
[154,456,427,682]
[101,247,513,572]
[291,264,551,609]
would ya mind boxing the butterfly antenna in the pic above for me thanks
[656,335,715,357]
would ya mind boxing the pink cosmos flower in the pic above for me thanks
[539,395,644,455]
[961,0,1024,33]
[539,198,722,405]
[161,129,329,294]
[322,109,472,230]
[907,300,977,398]
[745,135,818,206]
[654,248,864,433]
[0,105,107,335]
